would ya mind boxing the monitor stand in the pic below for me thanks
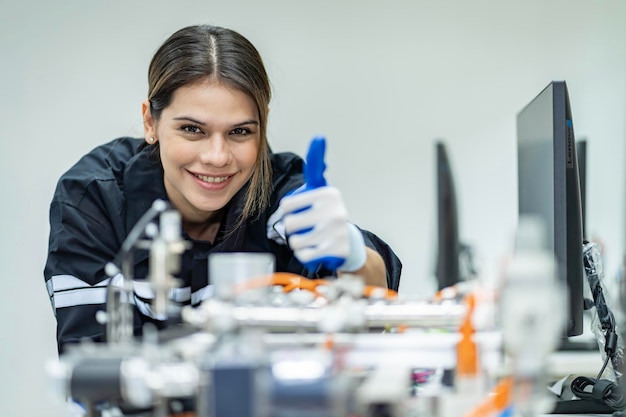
[558,337,598,352]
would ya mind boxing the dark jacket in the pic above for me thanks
[44,137,402,352]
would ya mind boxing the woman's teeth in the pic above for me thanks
[195,174,229,183]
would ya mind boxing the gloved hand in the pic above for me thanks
[279,137,367,272]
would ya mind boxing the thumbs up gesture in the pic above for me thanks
[279,137,367,272]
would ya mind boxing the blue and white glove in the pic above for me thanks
[279,137,367,272]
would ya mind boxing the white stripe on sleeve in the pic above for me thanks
[48,274,197,318]
[191,285,214,305]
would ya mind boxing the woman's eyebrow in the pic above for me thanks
[233,120,259,127]
[172,117,259,127]
[173,116,206,125]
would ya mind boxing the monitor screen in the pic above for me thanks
[435,141,460,291]
[517,81,584,337]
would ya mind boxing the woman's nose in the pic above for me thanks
[198,134,232,167]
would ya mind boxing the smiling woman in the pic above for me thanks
[43,24,402,354]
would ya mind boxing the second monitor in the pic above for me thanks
[516,80,584,337]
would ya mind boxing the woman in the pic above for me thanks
[44,24,402,352]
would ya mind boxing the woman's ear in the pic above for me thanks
[142,99,157,144]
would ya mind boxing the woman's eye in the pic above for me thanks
[231,127,251,136]
[181,125,203,134]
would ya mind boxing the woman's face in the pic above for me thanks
[143,79,260,223]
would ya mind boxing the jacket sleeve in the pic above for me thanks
[44,179,126,353]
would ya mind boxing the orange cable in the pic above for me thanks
[457,292,478,376]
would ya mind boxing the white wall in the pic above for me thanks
[1,1,625,415]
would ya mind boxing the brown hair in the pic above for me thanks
[147,24,272,225]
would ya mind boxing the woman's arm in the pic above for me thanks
[340,246,388,288]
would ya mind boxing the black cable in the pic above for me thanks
[569,328,624,411]
[569,242,626,412]
[571,374,626,411]
[597,354,612,380]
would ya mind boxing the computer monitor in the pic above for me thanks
[435,141,460,291]
[517,81,584,337]
[577,139,587,240]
